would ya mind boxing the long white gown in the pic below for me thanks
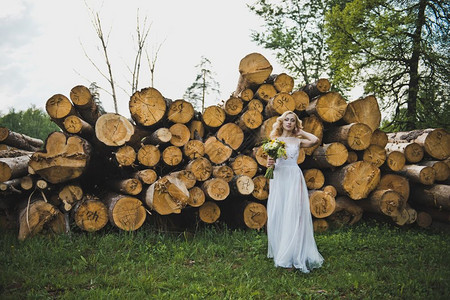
[267,136,324,273]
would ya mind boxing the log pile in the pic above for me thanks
[1,52,449,240]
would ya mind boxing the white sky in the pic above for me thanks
[0,0,289,118]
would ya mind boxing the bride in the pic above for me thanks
[266,110,324,273]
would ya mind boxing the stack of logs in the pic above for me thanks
[0,53,449,240]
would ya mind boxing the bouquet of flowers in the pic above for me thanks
[261,139,287,179]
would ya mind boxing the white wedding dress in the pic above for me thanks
[267,136,324,273]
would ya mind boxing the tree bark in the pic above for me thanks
[69,85,101,125]
[323,123,372,151]
[301,78,331,99]
[343,95,381,132]
[233,52,273,97]
[385,142,424,163]
[0,127,43,151]
[0,155,31,182]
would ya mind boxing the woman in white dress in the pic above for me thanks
[266,111,324,273]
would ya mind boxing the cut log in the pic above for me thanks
[69,85,101,125]
[114,145,136,167]
[132,169,157,185]
[189,120,205,139]
[230,154,258,178]
[72,198,108,232]
[392,204,417,226]
[411,206,450,223]
[305,92,347,123]
[108,178,143,196]
[409,184,450,210]
[313,219,329,232]
[239,88,254,101]
[383,151,406,172]
[370,129,388,148]
[216,123,244,151]
[229,175,255,196]
[183,139,205,160]
[247,99,264,113]
[237,109,264,131]
[255,84,277,102]
[301,78,331,99]
[169,123,190,147]
[358,189,405,217]
[46,94,77,128]
[310,142,348,168]
[21,176,35,191]
[160,175,190,205]
[308,190,336,218]
[129,87,169,127]
[268,73,294,93]
[198,201,220,223]
[303,169,325,190]
[204,136,233,164]
[63,115,94,139]
[137,144,161,167]
[416,211,432,228]
[377,174,410,202]
[387,128,449,160]
[167,99,194,124]
[212,165,234,182]
[186,157,212,181]
[251,175,269,201]
[162,146,183,167]
[29,132,91,184]
[343,95,381,132]
[322,185,338,197]
[396,165,435,185]
[257,116,278,143]
[301,115,324,155]
[324,161,381,200]
[95,113,135,147]
[347,151,358,163]
[332,196,364,225]
[170,170,196,189]
[291,90,309,112]
[227,200,267,229]
[58,184,84,211]
[142,128,172,145]
[222,97,244,117]
[362,144,386,167]
[323,123,372,151]
[103,193,146,231]
[233,52,273,97]
[145,182,182,215]
[202,106,226,129]
[202,178,230,201]
[264,93,296,117]
[187,186,206,207]
[0,178,22,194]
[0,127,43,151]
[0,155,31,182]
[418,160,449,182]
[18,200,65,241]
[385,142,424,163]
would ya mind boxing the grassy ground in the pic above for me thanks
[1,219,449,299]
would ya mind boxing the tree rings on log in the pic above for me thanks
[239,88,254,102]
[223,97,244,116]
[384,151,406,172]
[70,85,101,125]
[311,142,348,168]
[323,123,372,151]
[63,115,94,138]
[46,94,77,124]
[167,99,194,124]
[251,175,269,200]
[229,175,255,196]
[202,178,230,201]
[59,184,84,211]
[301,115,324,155]
[104,193,146,230]
[255,84,277,102]
[186,157,212,181]
[306,92,347,123]
[291,90,309,112]
[397,165,435,185]
[418,160,449,182]
[378,174,410,202]
[343,95,381,132]
[242,201,267,229]
[162,146,183,167]
[198,201,220,224]
[171,170,196,189]
[303,169,325,190]
[129,87,168,126]
[202,106,226,128]
[115,145,136,167]
[204,136,233,164]
[73,199,108,232]
[142,128,172,145]
[137,144,160,167]
[313,219,329,233]
[238,109,264,131]
[234,53,273,97]
[133,169,157,185]
[183,140,205,160]
[212,165,234,182]
[370,129,388,148]
[362,144,386,167]
[308,190,336,218]
[271,73,294,93]
[247,99,264,113]
[301,78,331,99]
[265,93,296,117]
[187,186,205,207]
[231,155,258,178]
[385,142,424,163]
[217,123,244,150]
[95,113,135,146]
[169,123,191,147]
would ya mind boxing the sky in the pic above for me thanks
[0,0,289,118]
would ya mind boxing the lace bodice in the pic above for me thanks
[276,136,300,166]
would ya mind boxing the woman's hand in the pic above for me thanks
[267,157,275,167]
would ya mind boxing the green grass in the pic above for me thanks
[1,219,449,299]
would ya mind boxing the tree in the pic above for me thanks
[184,56,221,112]
[0,106,60,141]
[325,0,450,130]
[248,0,340,86]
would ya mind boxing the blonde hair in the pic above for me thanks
[269,111,303,139]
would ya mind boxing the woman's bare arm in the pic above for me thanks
[297,129,319,148]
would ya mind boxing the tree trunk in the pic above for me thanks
[387,128,449,160]
[358,189,405,217]
[29,132,91,184]
[167,99,194,124]
[324,161,380,200]
[301,78,331,99]
[107,178,143,196]
[69,85,101,125]
[385,142,424,163]
[170,170,196,189]
[63,115,95,140]
[58,184,84,211]
[332,196,363,225]
[301,115,324,155]
[257,116,278,143]
[370,129,388,148]
[308,190,336,218]
[45,94,78,129]
[397,165,435,185]
[323,123,372,151]
[383,151,406,172]
[247,99,264,113]
[237,109,264,131]
[0,127,43,151]
[417,160,449,182]
[0,155,31,182]
[233,52,273,97]
[305,92,347,123]
[72,198,108,232]
[409,184,450,210]
[189,120,205,139]
[132,169,157,185]
[239,88,254,102]
[142,128,172,145]
[212,165,234,182]
[309,142,348,168]
[267,73,294,93]
[129,87,170,127]
[377,174,410,202]
[415,211,432,228]
[343,95,381,132]
[103,192,146,230]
